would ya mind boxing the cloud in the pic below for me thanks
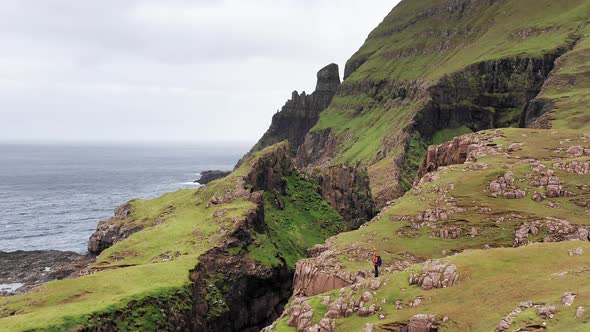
[0,0,398,143]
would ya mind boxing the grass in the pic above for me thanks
[0,258,195,331]
[276,241,590,332]
[248,173,346,268]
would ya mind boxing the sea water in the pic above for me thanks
[0,143,247,253]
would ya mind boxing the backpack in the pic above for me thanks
[377,256,382,267]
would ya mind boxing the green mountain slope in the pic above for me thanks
[301,0,590,207]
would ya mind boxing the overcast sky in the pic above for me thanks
[0,0,397,144]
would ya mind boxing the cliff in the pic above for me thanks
[239,63,341,162]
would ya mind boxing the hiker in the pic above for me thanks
[373,252,382,277]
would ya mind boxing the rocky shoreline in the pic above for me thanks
[0,250,94,295]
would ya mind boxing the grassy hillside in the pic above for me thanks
[277,241,590,331]
[272,128,590,331]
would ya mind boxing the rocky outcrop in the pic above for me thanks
[87,202,142,255]
[245,142,293,192]
[314,165,375,229]
[0,250,93,295]
[239,64,340,164]
[293,248,357,297]
[409,260,459,290]
[488,171,526,199]
[513,218,589,247]
[196,170,231,184]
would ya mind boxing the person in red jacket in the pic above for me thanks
[372,252,382,277]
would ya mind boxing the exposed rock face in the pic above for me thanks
[488,171,526,199]
[293,248,356,297]
[245,142,293,192]
[409,260,459,290]
[196,170,231,184]
[314,165,375,229]
[190,194,293,332]
[239,64,340,163]
[0,250,93,295]
[414,131,500,183]
[189,146,297,332]
[87,202,142,255]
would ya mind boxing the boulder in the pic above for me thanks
[562,292,576,306]
[410,260,459,290]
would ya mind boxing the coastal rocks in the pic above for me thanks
[569,248,584,256]
[190,198,293,332]
[195,170,231,184]
[409,260,459,290]
[88,202,143,255]
[0,250,93,295]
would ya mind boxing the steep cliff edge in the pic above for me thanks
[239,63,341,163]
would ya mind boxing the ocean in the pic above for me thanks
[0,143,248,253]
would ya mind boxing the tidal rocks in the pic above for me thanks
[0,250,92,295]
[195,170,231,185]
[409,260,459,290]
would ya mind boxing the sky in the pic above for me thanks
[0,0,398,144]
